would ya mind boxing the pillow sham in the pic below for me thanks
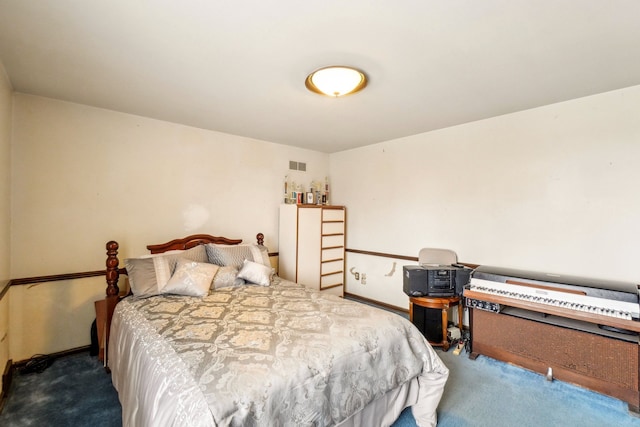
[124,244,208,298]
[237,259,273,287]
[211,265,246,289]
[205,243,270,268]
[162,259,219,297]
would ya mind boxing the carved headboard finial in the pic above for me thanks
[105,240,120,297]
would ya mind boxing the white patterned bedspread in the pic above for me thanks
[109,277,448,427]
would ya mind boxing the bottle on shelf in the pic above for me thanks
[283,175,290,204]
[324,176,330,205]
[290,180,297,204]
[296,183,304,204]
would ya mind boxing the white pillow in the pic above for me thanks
[162,259,219,297]
[237,259,273,287]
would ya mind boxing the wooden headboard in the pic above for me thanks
[147,234,242,254]
[105,233,264,298]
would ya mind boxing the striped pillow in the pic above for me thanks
[205,243,270,268]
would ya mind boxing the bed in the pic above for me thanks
[102,233,449,427]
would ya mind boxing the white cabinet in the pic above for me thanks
[278,205,346,296]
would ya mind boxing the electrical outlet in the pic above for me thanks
[361,273,367,285]
[355,272,360,280]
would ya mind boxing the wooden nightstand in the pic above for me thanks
[94,296,119,365]
[409,296,463,351]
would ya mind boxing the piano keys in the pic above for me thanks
[469,278,638,319]
[465,265,640,334]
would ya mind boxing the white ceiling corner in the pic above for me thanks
[1,1,639,153]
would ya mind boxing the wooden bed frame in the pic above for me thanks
[97,232,264,364]
[101,232,449,425]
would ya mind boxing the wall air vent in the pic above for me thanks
[289,161,307,171]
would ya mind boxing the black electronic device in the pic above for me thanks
[403,265,471,297]
[464,296,502,313]
[455,267,472,296]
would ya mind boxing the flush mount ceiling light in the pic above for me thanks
[305,66,368,97]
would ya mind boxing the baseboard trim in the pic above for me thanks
[12,345,92,368]
[344,292,409,314]
[0,358,13,413]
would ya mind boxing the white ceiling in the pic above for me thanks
[1,1,640,153]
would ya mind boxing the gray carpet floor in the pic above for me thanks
[434,349,640,427]
[0,352,121,426]
[2,346,640,426]
[2,295,640,427]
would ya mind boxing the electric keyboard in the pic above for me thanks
[464,265,640,333]
[469,277,639,320]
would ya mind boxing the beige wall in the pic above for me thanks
[331,85,640,308]
[9,94,328,360]
[7,82,640,356]
[11,94,328,276]
[0,64,10,284]
[0,62,12,382]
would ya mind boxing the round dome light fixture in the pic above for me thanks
[305,66,367,97]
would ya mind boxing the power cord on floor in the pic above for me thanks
[462,330,471,353]
[448,329,472,355]
[19,354,53,374]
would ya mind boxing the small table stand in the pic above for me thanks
[409,296,463,351]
